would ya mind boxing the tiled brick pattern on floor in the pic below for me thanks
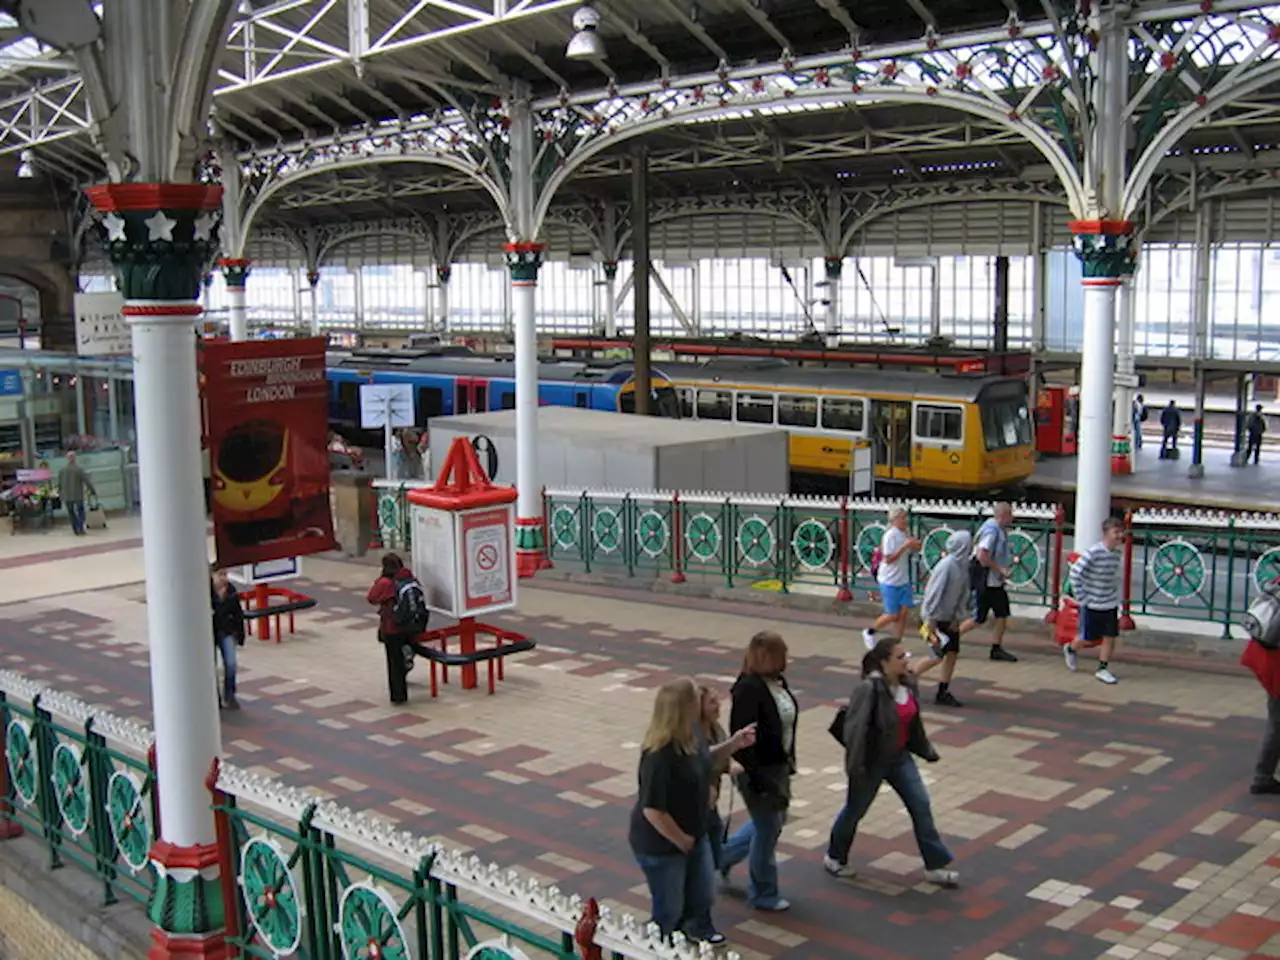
[2,560,1278,960]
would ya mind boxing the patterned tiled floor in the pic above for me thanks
[1,533,1279,959]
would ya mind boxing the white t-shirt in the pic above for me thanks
[878,526,911,587]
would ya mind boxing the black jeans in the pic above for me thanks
[1247,435,1263,464]
[379,630,410,704]
[1255,695,1280,788]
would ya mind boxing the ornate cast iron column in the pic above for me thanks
[823,256,843,344]
[505,242,549,576]
[217,257,250,341]
[87,182,227,960]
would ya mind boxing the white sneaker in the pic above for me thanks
[823,855,857,879]
[1063,645,1078,672]
[924,867,960,887]
[1096,667,1118,685]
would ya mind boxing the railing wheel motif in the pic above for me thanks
[240,836,303,957]
[1254,546,1280,592]
[685,512,721,563]
[1150,538,1207,600]
[855,524,886,572]
[51,742,89,836]
[550,505,578,550]
[791,518,835,572]
[635,509,669,558]
[106,771,150,873]
[5,719,36,806]
[337,881,408,960]
[592,506,621,554]
[737,515,774,567]
[920,526,953,574]
[466,937,533,959]
[1006,529,1042,588]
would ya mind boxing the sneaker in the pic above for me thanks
[223,696,241,711]
[935,689,963,708]
[1095,667,1118,685]
[1250,781,1280,795]
[823,855,857,879]
[751,899,791,912]
[924,867,960,887]
[1063,645,1078,672]
[990,645,1018,663]
[862,628,878,651]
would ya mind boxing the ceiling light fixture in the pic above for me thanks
[16,150,35,180]
[566,5,606,61]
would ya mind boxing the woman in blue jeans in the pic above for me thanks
[722,630,797,912]
[824,635,959,886]
[629,677,755,946]
[210,565,246,711]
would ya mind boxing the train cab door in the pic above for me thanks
[871,400,913,481]
[454,378,489,414]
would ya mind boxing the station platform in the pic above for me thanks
[2,523,1280,959]
[1032,444,1280,512]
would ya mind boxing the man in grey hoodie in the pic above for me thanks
[915,530,975,708]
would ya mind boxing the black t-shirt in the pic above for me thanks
[627,740,710,857]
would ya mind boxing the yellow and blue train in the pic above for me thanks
[326,349,1034,493]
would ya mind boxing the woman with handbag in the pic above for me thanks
[721,630,797,912]
[629,678,755,945]
[824,635,959,886]
[210,564,246,711]
[698,684,743,873]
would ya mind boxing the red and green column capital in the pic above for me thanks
[504,242,545,284]
[217,257,251,291]
[824,256,843,281]
[1068,220,1136,284]
[436,264,452,284]
[86,183,224,302]
[602,260,619,282]
[306,269,320,288]
[146,840,227,958]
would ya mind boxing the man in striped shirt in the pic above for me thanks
[1065,517,1125,685]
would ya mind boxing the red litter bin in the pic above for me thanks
[1055,596,1080,647]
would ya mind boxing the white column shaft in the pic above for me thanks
[129,307,221,847]
[1112,277,1136,439]
[513,280,538,520]
[436,280,449,332]
[604,275,617,338]
[1074,281,1119,552]
[228,287,248,341]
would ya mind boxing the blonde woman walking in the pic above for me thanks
[629,678,756,945]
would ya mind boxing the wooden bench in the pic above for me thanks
[409,628,536,697]
[241,588,317,643]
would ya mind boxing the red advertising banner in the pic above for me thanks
[203,338,336,566]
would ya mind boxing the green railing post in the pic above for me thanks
[723,499,735,588]
[31,698,62,871]
[581,492,593,574]
[623,493,636,578]
[0,692,22,842]
[1223,516,1237,639]
[427,874,446,960]
[84,718,118,906]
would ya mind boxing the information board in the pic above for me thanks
[460,507,513,613]
[74,292,129,357]
[412,507,458,616]
[0,369,21,397]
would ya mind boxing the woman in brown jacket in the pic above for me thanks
[824,635,959,887]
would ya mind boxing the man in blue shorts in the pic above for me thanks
[873,507,921,640]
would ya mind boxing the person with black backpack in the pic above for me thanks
[367,552,430,704]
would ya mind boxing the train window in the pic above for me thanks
[677,388,695,419]
[916,404,963,442]
[697,389,732,421]
[499,391,516,410]
[778,394,817,428]
[981,397,1034,450]
[337,381,360,418]
[735,392,775,424]
[416,387,443,425]
[821,397,865,432]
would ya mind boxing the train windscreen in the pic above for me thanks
[979,383,1033,450]
[621,385,682,417]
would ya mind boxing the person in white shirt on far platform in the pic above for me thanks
[873,507,922,641]
[1065,517,1124,685]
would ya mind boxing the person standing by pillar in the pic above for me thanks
[1160,400,1182,458]
[58,450,96,536]
[1131,393,1147,451]
[1247,404,1268,465]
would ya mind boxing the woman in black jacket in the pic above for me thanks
[824,635,958,886]
[721,630,796,912]
[210,565,246,711]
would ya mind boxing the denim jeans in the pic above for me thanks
[215,634,238,700]
[720,801,786,908]
[706,807,725,873]
[633,835,717,941]
[826,751,952,871]
[66,500,85,534]
[1132,415,1143,449]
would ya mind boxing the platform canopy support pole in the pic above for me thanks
[823,257,842,346]
[1071,7,1132,553]
[602,261,619,338]
[435,265,451,333]
[1111,271,1136,475]
[506,91,549,577]
[632,146,652,416]
[74,0,238,953]
[307,268,320,335]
